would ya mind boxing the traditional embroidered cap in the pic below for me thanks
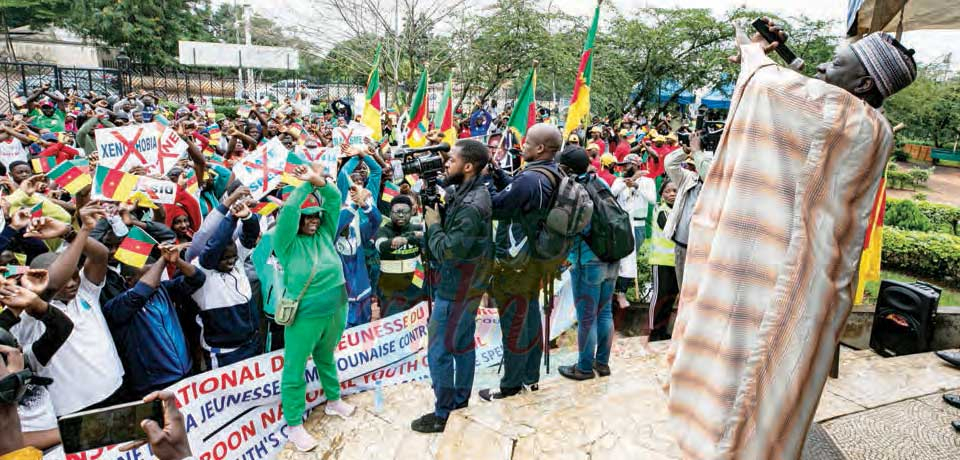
[850,32,917,99]
[300,191,323,215]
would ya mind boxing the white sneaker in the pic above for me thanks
[324,399,355,419]
[288,424,318,452]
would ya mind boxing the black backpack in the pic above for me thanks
[495,165,593,268]
[582,177,635,262]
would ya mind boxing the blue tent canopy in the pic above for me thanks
[653,81,732,110]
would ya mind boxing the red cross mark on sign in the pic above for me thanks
[111,128,148,170]
[243,149,284,188]
[155,133,182,174]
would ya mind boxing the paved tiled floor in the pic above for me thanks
[279,340,960,459]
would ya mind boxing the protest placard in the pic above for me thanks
[231,137,287,200]
[330,122,373,151]
[133,175,179,205]
[95,123,162,171]
[149,124,188,176]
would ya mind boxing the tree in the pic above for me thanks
[885,68,960,148]
[451,0,581,112]
[58,0,215,64]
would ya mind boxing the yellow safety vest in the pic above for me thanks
[649,202,676,267]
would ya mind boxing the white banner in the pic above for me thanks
[65,273,579,460]
[95,124,162,171]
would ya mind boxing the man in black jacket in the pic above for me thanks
[411,139,492,433]
[480,123,564,401]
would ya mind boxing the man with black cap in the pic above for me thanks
[667,20,919,457]
[556,146,619,381]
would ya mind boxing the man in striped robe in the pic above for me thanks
[666,22,917,459]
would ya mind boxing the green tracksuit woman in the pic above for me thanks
[275,166,354,451]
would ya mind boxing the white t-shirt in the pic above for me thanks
[17,383,57,432]
[13,269,124,415]
[0,138,27,169]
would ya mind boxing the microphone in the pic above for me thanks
[751,18,804,71]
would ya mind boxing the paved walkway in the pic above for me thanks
[278,339,960,459]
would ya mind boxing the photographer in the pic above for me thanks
[0,345,41,460]
[411,139,492,434]
[663,132,713,283]
[479,123,565,402]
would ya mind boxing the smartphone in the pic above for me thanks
[57,400,164,453]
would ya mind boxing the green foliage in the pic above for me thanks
[886,198,960,235]
[885,69,960,148]
[884,199,931,231]
[913,192,928,201]
[893,149,909,162]
[882,227,960,288]
[886,162,933,190]
[212,105,237,120]
[211,98,244,106]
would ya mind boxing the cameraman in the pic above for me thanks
[411,139,493,434]
[479,123,564,401]
[663,132,713,283]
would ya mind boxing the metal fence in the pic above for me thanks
[0,60,522,116]
[0,61,366,113]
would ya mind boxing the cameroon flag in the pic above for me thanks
[854,177,887,304]
[282,152,307,187]
[360,44,383,141]
[46,159,92,194]
[507,66,538,144]
[4,265,28,277]
[31,156,57,174]
[93,165,139,202]
[381,181,400,203]
[563,2,600,138]
[405,68,429,148]
[433,77,457,146]
[29,203,42,219]
[411,259,425,288]
[115,226,158,268]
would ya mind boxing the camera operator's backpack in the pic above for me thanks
[527,165,593,262]
[582,177,635,262]
[495,165,593,268]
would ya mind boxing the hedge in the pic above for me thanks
[886,198,960,235]
[882,226,960,288]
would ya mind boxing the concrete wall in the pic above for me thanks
[12,41,102,67]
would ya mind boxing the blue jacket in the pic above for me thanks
[193,209,261,348]
[490,160,558,262]
[103,271,206,395]
[337,203,381,302]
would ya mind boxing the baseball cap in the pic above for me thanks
[300,192,323,215]
[600,153,616,167]
[39,100,54,108]
[557,146,590,175]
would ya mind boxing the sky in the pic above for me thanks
[236,0,960,70]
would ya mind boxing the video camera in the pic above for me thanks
[695,107,725,152]
[0,327,52,404]
[388,143,450,209]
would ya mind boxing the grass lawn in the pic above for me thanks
[862,269,960,306]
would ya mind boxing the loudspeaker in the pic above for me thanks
[870,280,941,357]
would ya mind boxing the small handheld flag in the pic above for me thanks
[3,265,29,277]
[31,156,57,174]
[29,203,43,219]
[114,226,158,268]
[381,181,400,203]
[411,259,425,288]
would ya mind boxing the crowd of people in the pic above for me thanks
[0,78,704,454]
[0,18,922,460]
